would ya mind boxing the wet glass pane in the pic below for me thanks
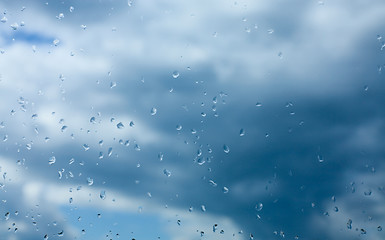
[0,0,384,239]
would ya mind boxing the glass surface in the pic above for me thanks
[0,0,385,239]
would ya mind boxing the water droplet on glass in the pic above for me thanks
[213,224,218,232]
[201,205,206,212]
[57,230,64,237]
[83,144,90,151]
[360,229,366,235]
[44,234,49,240]
[255,202,263,211]
[223,187,229,193]
[69,198,73,204]
[209,180,217,187]
[5,212,10,220]
[378,226,382,231]
[163,169,171,177]
[256,102,262,107]
[87,177,94,186]
[69,6,74,12]
[110,82,116,88]
[48,156,56,165]
[151,107,157,115]
[317,155,324,163]
[176,124,182,131]
[240,129,245,136]
[117,122,124,129]
[31,114,38,119]
[347,219,352,229]
[177,219,181,226]
[197,158,205,165]
[53,39,60,46]
[10,23,18,30]
[100,190,106,200]
[90,117,96,124]
[223,144,230,153]
[80,24,87,30]
[135,144,141,151]
[56,13,64,20]
[267,29,274,34]
[158,153,163,161]
[61,126,68,132]
[189,206,193,212]
[108,147,113,157]
[129,121,134,127]
[0,16,7,23]
[172,71,180,79]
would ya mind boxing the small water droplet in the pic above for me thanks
[5,212,10,220]
[56,13,64,20]
[189,206,193,212]
[150,107,157,115]
[80,24,87,30]
[117,122,124,129]
[31,114,38,120]
[69,6,74,12]
[177,219,181,226]
[240,129,245,136]
[255,202,263,211]
[44,234,49,240]
[53,39,60,46]
[213,224,218,232]
[10,22,18,30]
[347,219,352,229]
[317,155,324,163]
[176,124,182,131]
[223,144,230,153]
[158,153,163,161]
[201,205,206,212]
[256,102,262,107]
[267,29,274,34]
[163,169,171,177]
[48,156,56,165]
[110,82,117,88]
[378,226,382,231]
[172,71,180,79]
[83,144,90,151]
[57,230,64,237]
[90,117,96,124]
[129,121,134,127]
[0,16,7,23]
[87,177,93,186]
[223,187,229,193]
[108,147,113,157]
[100,190,106,200]
[61,126,68,132]
[209,180,217,187]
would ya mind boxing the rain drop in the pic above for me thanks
[100,190,106,200]
[61,126,68,132]
[163,169,171,177]
[201,205,206,212]
[223,144,230,153]
[87,177,94,186]
[255,202,263,211]
[108,147,113,157]
[176,124,182,131]
[48,156,56,165]
[83,144,90,151]
[151,107,157,115]
[240,128,245,136]
[172,71,180,79]
[90,117,96,124]
[223,187,229,193]
[117,122,125,129]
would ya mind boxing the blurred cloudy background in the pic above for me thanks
[1,0,385,239]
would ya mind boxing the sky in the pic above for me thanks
[1,0,385,239]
